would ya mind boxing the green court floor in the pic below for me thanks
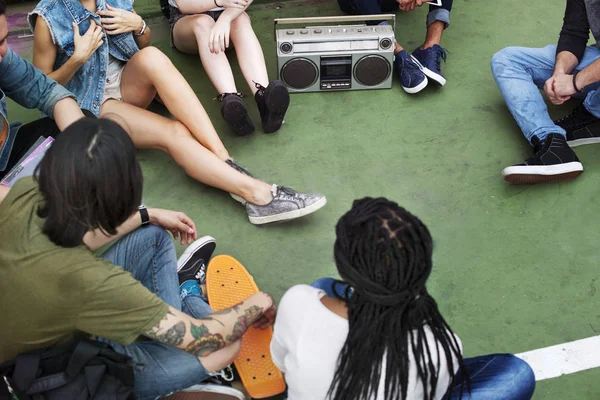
[6,0,600,398]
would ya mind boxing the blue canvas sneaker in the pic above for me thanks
[394,50,428,94]
[412,44,447,86]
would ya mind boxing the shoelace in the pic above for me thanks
[555,103,587,125]
[271,184,299,201]
[215,92,245,102]
[427,46,448,72]
[253,81,267,94]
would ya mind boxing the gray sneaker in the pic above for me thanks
[226,159,253,204]
[246,184,327,225]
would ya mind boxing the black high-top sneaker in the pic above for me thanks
[219,93,255,136]
[254,80,290,134]
[502,134,583,184]
[555,102,600,147]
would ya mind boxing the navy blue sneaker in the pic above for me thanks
[412,44,447,86]
[394,50,428,94]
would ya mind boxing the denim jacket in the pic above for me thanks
[28,0,140,116]
[0,48,75,171]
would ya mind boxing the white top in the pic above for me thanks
[167,0,223,11]
[270,285,462,400]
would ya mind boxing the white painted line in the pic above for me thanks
[516,335,600,381]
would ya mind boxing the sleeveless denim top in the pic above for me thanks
[28,0,140,116]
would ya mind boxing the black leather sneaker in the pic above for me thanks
[219,93,255,136]
[254,80,290,134]
[502,133,583,184]
[555,103,600,147]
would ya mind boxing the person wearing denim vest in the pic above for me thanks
[29,0,327,225]
[0,0,83,181]
[336,0,452,94]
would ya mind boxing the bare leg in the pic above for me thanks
[100,100,273,205]
[421,21,445,49]
[172,15,238,94]
[229,13,269,94]
[119,46,230,160]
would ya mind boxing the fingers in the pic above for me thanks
[72,22,81,37]
[84,20,97,36]
[178,214,197,241]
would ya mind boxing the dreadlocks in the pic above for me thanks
[327,197,468,400]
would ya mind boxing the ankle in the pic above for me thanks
[247,182,273,205]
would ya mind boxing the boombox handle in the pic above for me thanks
[273,14,396,40]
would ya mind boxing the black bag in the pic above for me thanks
[160,0,170,19]
[0,339,136,400]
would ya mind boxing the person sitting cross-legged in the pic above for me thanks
[168,0,290,136]
[491,0,600,184]
[337,0,452,93]
[29,0,325,224]
[271,197,537,400]
[0,118,277,400]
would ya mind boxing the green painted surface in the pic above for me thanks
[6,0,600,398]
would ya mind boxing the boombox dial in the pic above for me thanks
[380,38,392,50]
[280,42,293,54]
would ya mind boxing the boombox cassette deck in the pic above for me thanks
[274,15,396,93]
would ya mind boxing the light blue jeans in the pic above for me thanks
[312,278,536,400]
[101,225,214,400]
[491,44,600,144]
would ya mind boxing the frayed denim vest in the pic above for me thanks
[28,0,140,116]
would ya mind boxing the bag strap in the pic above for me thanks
[65,341,101,379]
[12,353,40,393]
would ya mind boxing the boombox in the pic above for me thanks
[274,15,396,93]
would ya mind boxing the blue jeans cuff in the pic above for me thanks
[427,8,450,28]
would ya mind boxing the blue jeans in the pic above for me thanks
[311,278,536,400]
[101,226,214,400]
[336,0,452,28]
[491,44,600,144]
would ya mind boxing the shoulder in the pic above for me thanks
[28,0,61,34]
[279,284,322,309]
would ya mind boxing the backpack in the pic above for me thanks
[0,339,135,400]
[160,0,170,19]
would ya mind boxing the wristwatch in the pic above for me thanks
[138,205,150,225]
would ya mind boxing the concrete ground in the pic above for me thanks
[5,0,600,398]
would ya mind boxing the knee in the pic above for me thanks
[191,15,214,37]
[135,46,173,71]
[490,47,520,75]
[498,354,536,399]
[144,225,174,251]
[230,12,251,31]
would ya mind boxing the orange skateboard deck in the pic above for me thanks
[206,255,286,399]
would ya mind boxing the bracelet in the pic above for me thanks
[138,205,150,225]
[573,71,583,93]
[214,0,221,6]
[134,19,147,36]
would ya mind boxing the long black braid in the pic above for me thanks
[327,197,469,400]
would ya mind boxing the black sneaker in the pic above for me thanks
[219,93,255,136]
[225,159,253,205]
[555,103,600,147]
[254,80,290,134]
[177,236,216,285]
[502,134,583,184]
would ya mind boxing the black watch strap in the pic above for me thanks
[138,205,150,225]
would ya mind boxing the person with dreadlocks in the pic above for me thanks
[270,197,536,400]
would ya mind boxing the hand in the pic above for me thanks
[252,292,277,329]
[72,20,104,64]
[217,0,251,9]
[98,4,144,35]
[397,0,416,11]
[553,73,578,98]
[208,17,231,54]
[148,208,198,245]
[544,75,571,105]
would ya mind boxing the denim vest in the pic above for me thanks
[28,0,140,116]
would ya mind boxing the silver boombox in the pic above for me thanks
[274,15,396,93]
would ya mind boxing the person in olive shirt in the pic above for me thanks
[0,118,276,400]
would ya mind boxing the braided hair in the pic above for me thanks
[327,197,468,400]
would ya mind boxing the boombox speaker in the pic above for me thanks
[274,15,396,93]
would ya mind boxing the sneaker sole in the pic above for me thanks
[248,196,327,225]
[502,162,583,184]
[402,76,428,94]
[222,100,255,136]
[421,67,446,86]
[176,236,216,272]
[263,82,290,134]
[568,137,600,147]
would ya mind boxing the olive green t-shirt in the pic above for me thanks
[0,178,169,363]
